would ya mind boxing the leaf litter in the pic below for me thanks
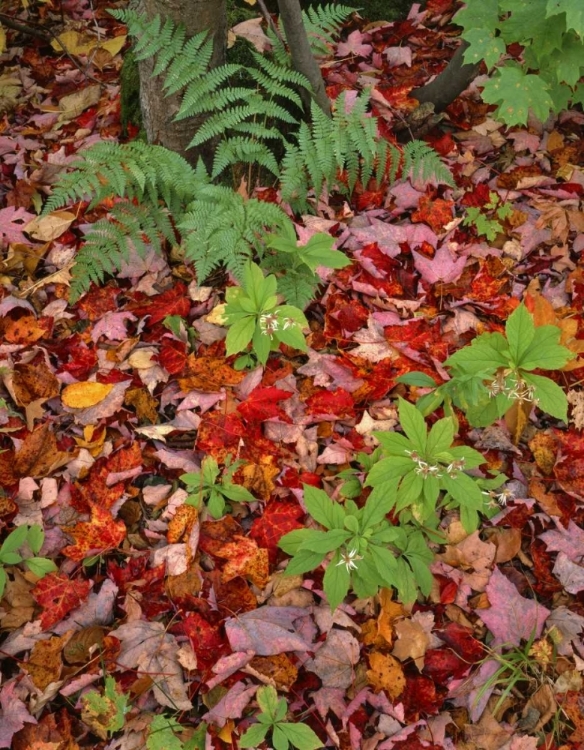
[0,0,584,748]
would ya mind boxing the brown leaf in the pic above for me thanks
[12,362,60,406]
[14,422,69,478]
[24,635,66,690]
[124,387,159,423]
[63,626,105,665]
[483,527,522,564]
[528,432,557,474]
[178,355,245,392]
[247,654,298,690]
[367,651,406,699]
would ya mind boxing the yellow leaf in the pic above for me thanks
[51,30,94,55]
[205,303,227,326]
[58,85,101,122]
[62,382,114,409]
[100,35,126,57]
[24,210,76,242]
[243,0,257,4]
[0,24,6,54]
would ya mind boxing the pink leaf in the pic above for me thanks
[0,206,36,246]
[306,629,360,688]
[552,553,584,594]
[480,568,550,646]
[336,30,372,58]
[413,245,466,284]
[0,681,37,748]
[225,606,313,655]
[540,520,584,563]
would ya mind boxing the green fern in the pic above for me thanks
[45,7,454,302]
[44,142,295,300]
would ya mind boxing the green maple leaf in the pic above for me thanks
[482,66,554,126]
[462,29,506,69]
[546,0,584,37]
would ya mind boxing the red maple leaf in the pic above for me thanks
[250,500,304,562]
[158,338,188,375]
[305,388,355,418]
[237,386,293,422]
[127,282,191,326]
[32,573,92,630]
[61,503,126,561]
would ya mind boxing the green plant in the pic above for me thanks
[264,229,351,308]
[398,303,575,427]
[224,261,308,369]
[239,685,322,750]
[44,8,453,300]
[280,94,454,211]
[80,676,131,739]
[278,481,434,609]
[146,715,207,750]
[364,398,506,535]
[181,455,255,519]
[0,524,57,597]
[455,0,584,126]
[462,191,512,241]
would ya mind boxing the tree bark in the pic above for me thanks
[276,0,331,116]
[137,0,227,167]
[411,41,480,113]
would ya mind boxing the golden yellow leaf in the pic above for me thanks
[62,382,114,409]
[0,24,6,54]
[101,35,126,56]
[25,210,76,242]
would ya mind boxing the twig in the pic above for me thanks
[0,11,103,86]
[255,0,285,46]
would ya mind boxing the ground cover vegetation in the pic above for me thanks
[0,0,584,748]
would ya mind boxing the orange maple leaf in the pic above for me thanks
[62,503,126,561]
[32,573,92,630]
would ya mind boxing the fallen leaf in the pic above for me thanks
[306,629,360,688]
[32,573,92,631]
[61,504,126,561]
[367,651,406,699]
[61,382,114,409]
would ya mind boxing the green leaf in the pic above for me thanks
[1,525,29,554]
[27,525,45,555]
[426,417,455,457]
[323,552,351,610]
[284,550,327,576]
[219,482,255,502]
[441,472,485,510]
[374,431,413,455]
[444,332,509,373]
[462,28,506,69]
[519,325,574,370]
[395,371,438,388]
[505,304,535,366]
[446,445,487,469]
[481,66,554,126]
[278,529,325,555]
[205,489,226,518]
[368,544,398,586]
[272,725,291,750]
[0,567,6,599]
[25,557,58,578]
[278,722,323,750]
[523,372,568,421]
[546,0,584,36]
[296,233,350,272]
[359,493,394,530]
[395,469,424,510]
[201,456,220,486]
[297,528,352,554]
[225,315,256,356]
[397,397,427,453]
[0,552,23,565]
[303,485,344,529]
[454,0,499,33]
[239,722,270,748]
[256,685,281,719]
[364,457,414,488]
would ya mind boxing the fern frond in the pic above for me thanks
[163,33,213,94]
[211,137,280,178]
[176,68,246,120]
[402,141,455,187]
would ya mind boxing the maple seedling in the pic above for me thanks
[279,480,434,609]
[239,685,322,750]
[81,676,130,739]
[0,524,57,598]
[462,191,512,241]
[181,455,255,519]
[399,304,575,428]
[365,397,507,534]
[146,715,207,750]
[224,261,308,369]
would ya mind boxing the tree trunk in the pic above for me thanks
[276,0,331,116]
[411,40,480,113]
[137,0,227,167]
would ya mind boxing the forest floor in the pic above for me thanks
[1,0,584,749]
